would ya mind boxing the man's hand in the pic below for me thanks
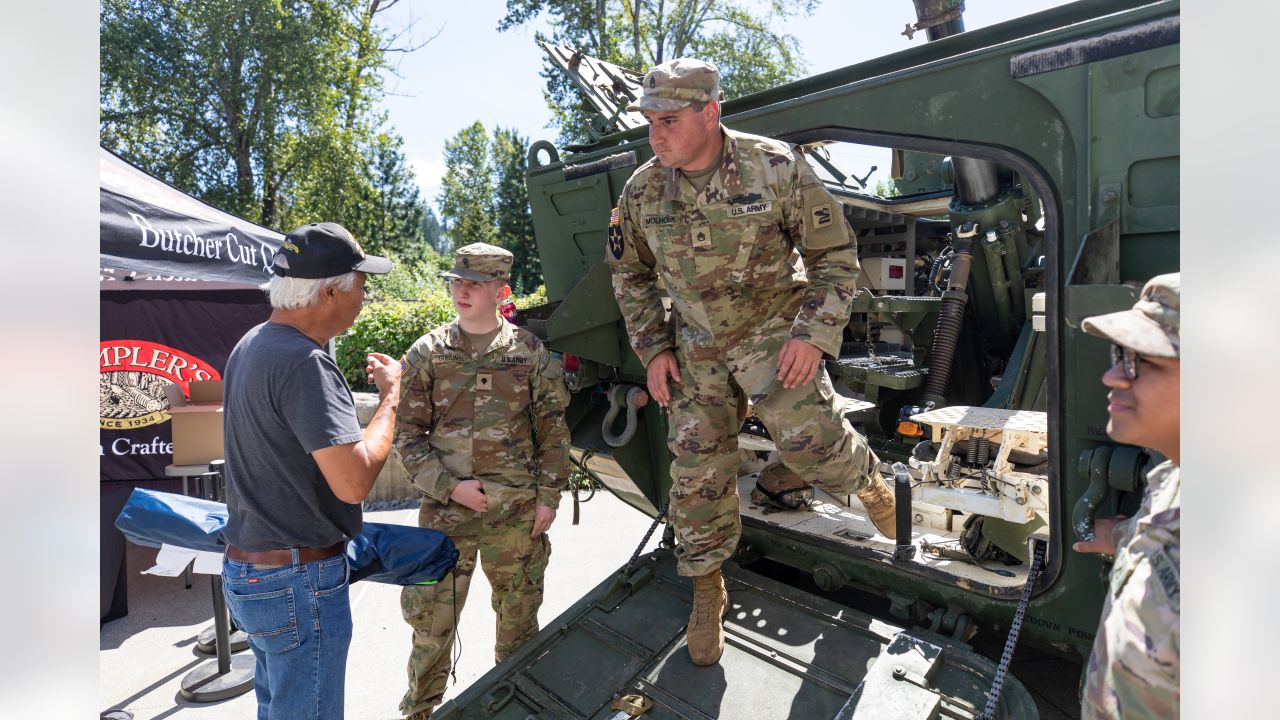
[450,479,488,513]
[531,504,556,538]
[646,350,682,408]
[1072,515,1128,556]
[366,352,401,396]
[777,339,823,389]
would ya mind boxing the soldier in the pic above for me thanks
[606,58,897,667]
[1075,273,1181,719]
[395,243,571,719]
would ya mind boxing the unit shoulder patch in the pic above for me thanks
[811,204,833,229]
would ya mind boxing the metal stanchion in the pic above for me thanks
[165,461,249,653]
[179,460,255,702]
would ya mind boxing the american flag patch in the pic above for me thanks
[610,207,620,226]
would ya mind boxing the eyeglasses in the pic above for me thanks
[1109,344,1142,380]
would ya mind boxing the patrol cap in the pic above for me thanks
[626,58,724,113]
[1082,272,1180,359]
[271,222,392,278]
[441,242,513,283]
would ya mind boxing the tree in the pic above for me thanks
[348,133,428,263]
[100,0,433,236]
[498,0,819,144]
[422,206,446,254]
[491,127,542,294]
[437,122,497,248]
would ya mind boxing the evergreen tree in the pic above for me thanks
[437,121,497,248]
[491,127,542,294]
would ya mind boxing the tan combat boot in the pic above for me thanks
[856,473,898,540]
[687,569,729,666]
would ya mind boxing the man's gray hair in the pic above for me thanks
[268,272,358,310]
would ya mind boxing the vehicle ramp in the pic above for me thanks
[437,550,1037,719]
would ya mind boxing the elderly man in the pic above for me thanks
[1075,273,1181,719]
[606,58,897,666]
[220,222,400,720]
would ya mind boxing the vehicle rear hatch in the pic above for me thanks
[436,550,1037,719]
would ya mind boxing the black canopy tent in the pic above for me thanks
[100,146,283,285]
[99,146,280,621]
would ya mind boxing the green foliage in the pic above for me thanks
[513,285,548,310]
[422,206,447,254]
[337,283,551,391]
[365,252,453,303]
[874,178,900,198]
[337,294,456,391]
[438,121,496,248]
[101,0,429,259]
[498,0,819,145]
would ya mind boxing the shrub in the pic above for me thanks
[337,282,551,391]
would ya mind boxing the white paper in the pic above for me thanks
[192,549,224,575]
[142,544,197,576]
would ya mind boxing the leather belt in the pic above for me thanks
[226,541,345,565]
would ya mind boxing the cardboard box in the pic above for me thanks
[165,380,224,466]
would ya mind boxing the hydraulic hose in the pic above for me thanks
[920,223,977,406]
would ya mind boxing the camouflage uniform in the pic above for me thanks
[396,244,571,717]
[1079,273,1181,719]
[1080,461,1180,719]
[608,118,880,577]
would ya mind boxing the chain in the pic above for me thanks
[979,539,1046,720]
[621,499,670,578]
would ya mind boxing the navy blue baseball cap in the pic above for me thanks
[271,222,392,278]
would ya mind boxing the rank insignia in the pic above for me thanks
[476,372,492,391]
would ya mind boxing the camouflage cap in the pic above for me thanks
[441,242,513,283]
[626,58,724,113]
[1082,272,1180,358]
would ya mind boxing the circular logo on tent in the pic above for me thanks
[99,340,221,430]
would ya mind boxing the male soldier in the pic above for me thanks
[221,222,399,720]
[607,58,897,666]
[1074,273,1181,718]
[396,243,571,719]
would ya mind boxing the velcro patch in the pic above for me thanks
[812,204,833,228]
[608,224,624,260]
[729,201,772,217]
[691,225,712,248]
[1150,545,1180,609]
[609,206,620,226]
[644,215,676,227]
[476,372,492,391]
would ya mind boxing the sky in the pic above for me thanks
[375,1,1076,214]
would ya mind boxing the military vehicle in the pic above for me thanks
[439,0,1179,717]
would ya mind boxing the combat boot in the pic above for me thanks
[687,569,729,666]
[856,473,898,540]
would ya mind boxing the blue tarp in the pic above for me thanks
[115,488,457,586]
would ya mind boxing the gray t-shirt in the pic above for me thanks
[221,322,364,551]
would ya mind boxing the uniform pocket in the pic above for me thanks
[224,585,301,654]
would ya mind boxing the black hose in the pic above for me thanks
[921,227,976,406]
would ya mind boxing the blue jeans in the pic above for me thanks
[222,551,352,720]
